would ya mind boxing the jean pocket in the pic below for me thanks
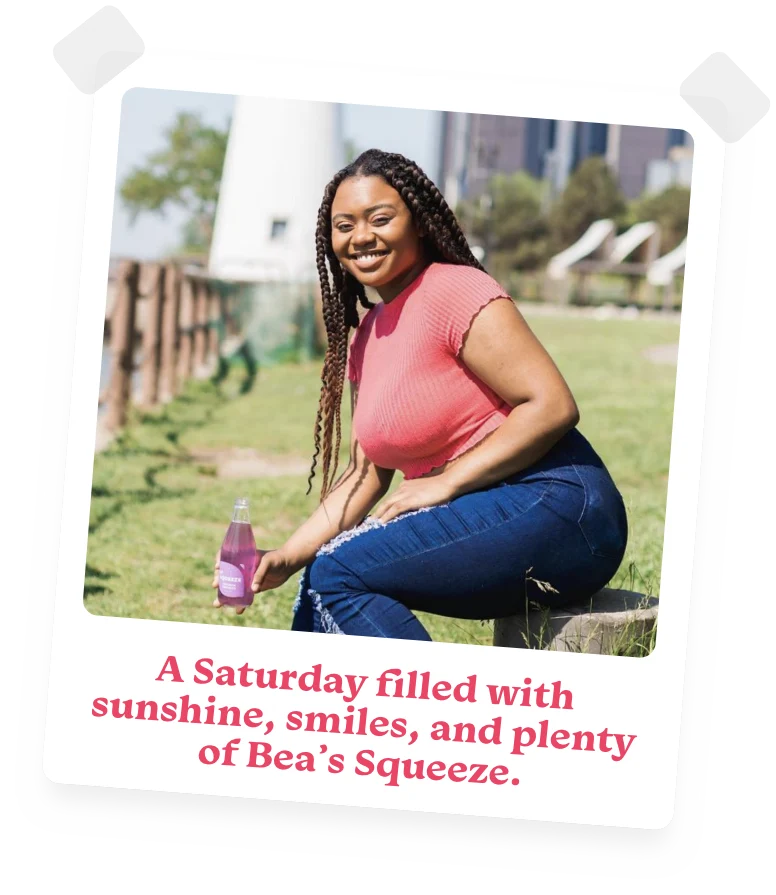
[571,463,628,559]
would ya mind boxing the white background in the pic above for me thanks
[2,1,773,892]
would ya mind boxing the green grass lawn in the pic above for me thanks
[85,311,678,646]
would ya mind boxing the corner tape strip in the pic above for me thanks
[53,6,145,95]
[680,52,769,143]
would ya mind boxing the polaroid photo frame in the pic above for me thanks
[43,46,724,829]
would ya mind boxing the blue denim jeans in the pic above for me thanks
[292,428,628,641]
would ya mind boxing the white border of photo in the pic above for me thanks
[43,48,724,830]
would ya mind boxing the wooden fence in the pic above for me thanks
[102,259,239,434]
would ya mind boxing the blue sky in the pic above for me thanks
[111,88,441,259]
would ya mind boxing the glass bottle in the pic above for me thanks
[218,497,260,608]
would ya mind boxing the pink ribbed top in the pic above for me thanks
[346,261,513,479]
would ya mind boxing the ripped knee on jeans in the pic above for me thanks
[309,588,344,634]
[292,560,345,635]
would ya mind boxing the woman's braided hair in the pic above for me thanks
[307,148,486,502]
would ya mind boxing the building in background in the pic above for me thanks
[644,144,694,194]
[438,112,469,211]
[439,112,556,206]
[438,112,693,204]
[609,125,692,198]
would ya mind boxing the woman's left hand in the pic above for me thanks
[371,475,458,524]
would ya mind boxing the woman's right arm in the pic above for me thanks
[274,379,394,575]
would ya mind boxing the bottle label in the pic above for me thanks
[219,561,245,598]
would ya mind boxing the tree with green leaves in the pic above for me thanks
[120,111,230,256]
[548,156,627,253]
[344,139,361,165]
[629,185,690,254]
[456,171,551,278]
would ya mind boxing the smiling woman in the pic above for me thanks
[212,148,628,642]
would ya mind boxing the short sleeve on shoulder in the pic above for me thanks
[429,265,511,357]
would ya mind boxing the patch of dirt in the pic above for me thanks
[642,344,679,365]
[189,447,310,479]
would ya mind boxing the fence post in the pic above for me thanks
[626,274,639,306]
[139,263,165,407]
[159,263,180,402]
[207,283,222,368]
[193,279,209,377]
[105,259,140,432]
[177,275,195,389]
[662,277,676,312]
[577,271,589,305]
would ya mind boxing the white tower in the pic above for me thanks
[208,95,343,283]
[207,96,343,365]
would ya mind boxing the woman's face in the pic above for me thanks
[330,175,426,295]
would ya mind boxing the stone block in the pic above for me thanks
[493,589,658,655]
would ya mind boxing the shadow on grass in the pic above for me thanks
[236,343,258,395]
[88,478,196,536]
[102,382,226,463]
[88,389,225,538]
[89,373,263,549]
[84,564,116,598]
[212,342,259,395]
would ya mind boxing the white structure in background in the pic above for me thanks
[208,96,343,363]
[209,95,342,282]
[610,221,660,264]
[647,238,687,286]
[544,120,576,199]
[646,238,687,307]
[546,220,662,279]
[546,219,616,281]
[546,219,665,304]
